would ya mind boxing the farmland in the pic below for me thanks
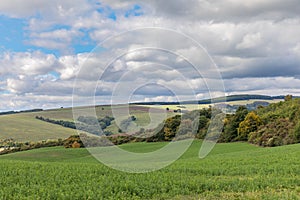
[0,113,78,142]
[0,105,174,142]
[0,98,299,199]
[0,140,299,199]
[0,99,281,142]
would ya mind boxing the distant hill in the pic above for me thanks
[0,109,43,116]
[132,94,288,105]
[0,94,290,115]
[0,94,296,143]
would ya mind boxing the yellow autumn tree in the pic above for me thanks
[163,115,181,141]
[237,111,262,141]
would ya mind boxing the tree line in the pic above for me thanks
[36,95,300,148]
[114,95,300,147]
[146,95,300,147]
[36,115,114,136]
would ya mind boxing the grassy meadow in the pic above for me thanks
[0,140,299,199]
[0,104,176,142]
[0,113,78,142]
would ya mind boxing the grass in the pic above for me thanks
[225,99,282,106]
[0,141,299,199]
[143,104,210,111]
[0,113,79,142]
[0,104,175,142]
[140,99,282,111]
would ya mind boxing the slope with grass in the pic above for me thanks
[0,113,79,142]
[0,141,299,199]
[0,97,281,143]
[0,105,172,142]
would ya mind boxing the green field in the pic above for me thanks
[0,113,79,142]
[0,141,299,199]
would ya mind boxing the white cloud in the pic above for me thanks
[144,96,177,102]
[236,33,262,49]
[30,28,82,42]
[0,51,58,76]
[58,55,81,80]
[143,0,300,22]
[7,77,37,94]
[1,0,300,111]
[0,0,92,19]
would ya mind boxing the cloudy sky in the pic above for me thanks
[1,0,300,111]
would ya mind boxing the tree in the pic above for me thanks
[237,111,262,141]
[221,106,248,142]
[64,135,84,148]
[294,121,300,143]
[130,115,137,121]
[235,106,249,123]
[195,115,209,139]
[248,118,294,146]
[284,94,293,101]
[119,116,137,132]
[177,119,193,136]
[198,115,209,130]
[163,115,181,140]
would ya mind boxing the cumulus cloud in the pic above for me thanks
[28,29,83,52]
[0,0,300,111]
[0,51,58,76]
[153,0,300,22]
[7,77,37,94]
[0,0,92,19]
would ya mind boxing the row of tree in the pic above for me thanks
[36,115,114,136]
[0,138,64,155]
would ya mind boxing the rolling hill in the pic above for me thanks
[0,94,285,142]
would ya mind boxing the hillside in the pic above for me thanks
[0,113,78,142]
[0,105,172,142]
[132,94,285,105]
[0,95,293,144]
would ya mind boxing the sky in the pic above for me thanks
[1,0,300,111]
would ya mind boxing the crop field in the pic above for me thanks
[139,99,282,111]
[142,104,211,111]
[42,105,174,121]
[0,141,299,199]
[225,99,282,106]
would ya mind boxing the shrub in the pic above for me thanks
[237,112,262,141]
[63,135,84,148]
[293,121,300,143]
[72,141,81,148]
[248,118,295,147]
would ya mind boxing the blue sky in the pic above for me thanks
[0,0,300,111]
[0,16,27,52]
[0,3,143,56]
